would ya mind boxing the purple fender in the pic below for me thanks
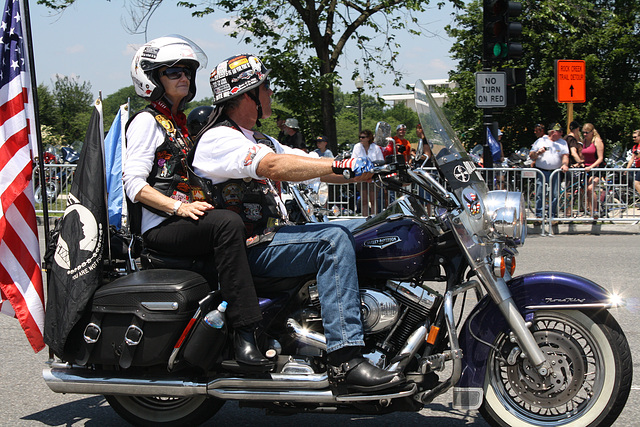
[456,271,615,389]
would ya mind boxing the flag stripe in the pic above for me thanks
[0,81,28,127]
[2,193,42,291]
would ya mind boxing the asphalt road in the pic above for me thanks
[1,226,638,426]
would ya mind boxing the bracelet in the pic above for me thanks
[172,200,183,216]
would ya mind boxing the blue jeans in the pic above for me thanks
[536,169,559,219]
[247,223,365,353]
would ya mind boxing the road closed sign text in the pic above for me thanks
[475,71,507,108]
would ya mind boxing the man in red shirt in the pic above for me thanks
[626,129,640,195]
[383,124,412,163]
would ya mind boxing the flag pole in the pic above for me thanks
[21,0,51,248]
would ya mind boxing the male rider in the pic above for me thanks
[192,54,405,394]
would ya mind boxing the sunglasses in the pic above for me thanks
[161,67,192,80]
[359,135,368,139]
[263,78,271,91]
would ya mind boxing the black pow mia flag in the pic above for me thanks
[44,99,107,357]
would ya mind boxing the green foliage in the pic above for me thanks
[102,85,147,128]
[446,0,640,155]
[36,75,94,145]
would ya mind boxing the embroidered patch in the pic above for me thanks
[244,203,262,221]
[222,183,243,205]
[244,145,259,166]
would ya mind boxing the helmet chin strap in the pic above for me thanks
[246,87,263,127]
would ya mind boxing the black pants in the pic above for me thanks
[144,209,262,327]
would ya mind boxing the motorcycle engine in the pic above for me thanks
[306,282,437,341]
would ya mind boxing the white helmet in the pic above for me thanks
[131,35,207,106]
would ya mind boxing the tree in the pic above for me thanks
[52,74,94,143]
[445,0,640,154]
[39,0,463,154]
[102,85,147,128]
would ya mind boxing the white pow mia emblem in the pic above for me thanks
[453,165,470,182]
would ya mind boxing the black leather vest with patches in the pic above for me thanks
[131,107,199,217]
[207,119,286,242]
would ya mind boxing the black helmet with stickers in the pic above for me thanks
[131,35,207,108]
[209,54,270,105]
[187,105,214,136]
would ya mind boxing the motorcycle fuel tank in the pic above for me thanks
[353,216,436,280]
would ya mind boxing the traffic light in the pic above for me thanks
[502,67,527,106]
[483,1,523,64]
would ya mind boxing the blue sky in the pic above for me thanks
[29,0,460,101]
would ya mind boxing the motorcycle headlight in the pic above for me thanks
[484,190,526,246]
[309,181,329,205]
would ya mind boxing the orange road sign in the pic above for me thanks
[555,60,586,103]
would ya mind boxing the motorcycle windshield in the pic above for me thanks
[414,80,489,199]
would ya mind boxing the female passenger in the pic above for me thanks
[123,36,269,367]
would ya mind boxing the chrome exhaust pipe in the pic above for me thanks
[286,318,327,350]
[43,363,416,403]
[43,363,207,397]
[42,363,330,397]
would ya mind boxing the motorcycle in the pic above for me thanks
[43,81,632,427]
[34,145,79,204]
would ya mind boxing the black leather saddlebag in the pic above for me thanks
[71,269,210,368]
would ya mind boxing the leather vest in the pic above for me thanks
[202,119,287,242]
[129,107,207,217]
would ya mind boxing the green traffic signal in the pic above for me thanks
[493,43,507,58]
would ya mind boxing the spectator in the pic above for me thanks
[415,123,434,166]
[563,121,584,217]
[313,135,334,158]
[282,118,307,151]
[352,129,383,216]
[383,124,412,163]
[582,123,605,218]
[625,129,640,195]
[529,123,569,224]
[566,121,584,168]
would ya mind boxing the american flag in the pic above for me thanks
[0,0,45,352]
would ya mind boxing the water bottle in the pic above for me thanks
[183,301,228,370]
[203,301,228,329]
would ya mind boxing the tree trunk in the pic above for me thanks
[320,85,338,155]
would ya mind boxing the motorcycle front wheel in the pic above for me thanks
[480,310,632,427]
[105,394,224,427]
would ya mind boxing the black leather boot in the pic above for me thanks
[328,348,406,394]
[234,325,270,366]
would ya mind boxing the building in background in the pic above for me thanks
[381,79,456,111]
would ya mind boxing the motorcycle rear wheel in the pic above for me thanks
[105,394,224,426]
[480,310,632,427]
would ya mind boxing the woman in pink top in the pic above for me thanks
[581,123,605,218]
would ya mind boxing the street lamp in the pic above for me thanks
[354,76,364,134]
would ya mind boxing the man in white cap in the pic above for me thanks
[282,117,307,151]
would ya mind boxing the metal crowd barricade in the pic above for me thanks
[33,163,76,214]
[549,168,640,230]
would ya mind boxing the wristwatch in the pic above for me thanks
[172,200,183,216]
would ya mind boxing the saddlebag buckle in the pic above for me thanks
[83,323,102,344]
[124,325,144,346]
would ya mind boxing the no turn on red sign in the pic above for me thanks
[475,71,507,108]
[555,60,586,103]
